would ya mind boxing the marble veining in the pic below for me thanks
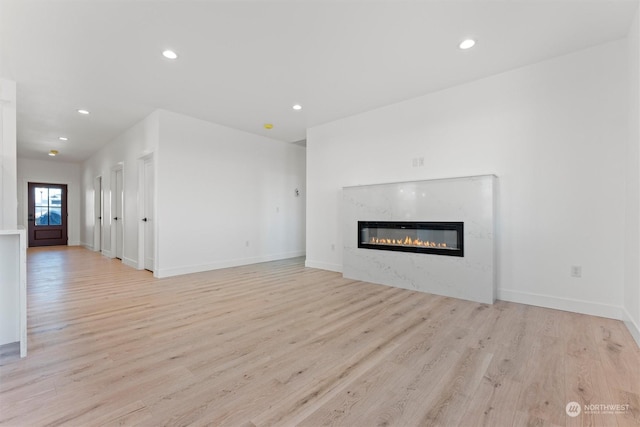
[343,175,497,304]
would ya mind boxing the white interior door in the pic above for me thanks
[143,158,154,271]
[114,168,123,260]
[94,176,102,252]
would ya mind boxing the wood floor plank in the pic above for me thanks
[516,334,566,426]
[0,246,638,426]
[559,311,619,427]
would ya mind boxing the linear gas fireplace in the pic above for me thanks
[358,221,464,257]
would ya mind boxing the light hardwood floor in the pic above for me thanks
[0,246,639,426]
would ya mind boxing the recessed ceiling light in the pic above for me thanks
[162,50,178,59]
[264,123,274,129]
[77,109,90,115]
[59,137,68,141]
[459,39,476,50]
[48,150,59,156]
[292,104,302,111]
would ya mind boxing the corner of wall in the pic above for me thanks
[624,4,640,349]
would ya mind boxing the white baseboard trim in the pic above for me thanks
[155,251,306,278]
[622,307,640,349]
[498,288,623,320]
[80,242,102,252]
[122,257,138,269]
[304,259,343,273]
[68,240,80,246]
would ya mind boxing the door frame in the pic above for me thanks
[26,182,69,247]
[23,180,71,247]
[109,163,124,260]
[137,153,156,273]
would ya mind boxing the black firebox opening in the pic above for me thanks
[358,221,464,257]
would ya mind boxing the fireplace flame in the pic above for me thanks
[370,236,448,249]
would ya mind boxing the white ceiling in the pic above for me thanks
[1,0,638,163]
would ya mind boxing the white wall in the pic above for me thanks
[155,110,306,277]
[625,8,640,346]
[81,111,160,267]
[0,78,17,230]
[307,39,628,320]
[17,158,81,246]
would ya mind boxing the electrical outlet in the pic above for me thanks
[571,265,582,278]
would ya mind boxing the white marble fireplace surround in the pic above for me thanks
[343,175,497,304]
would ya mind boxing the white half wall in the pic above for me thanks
[0,230,26,355]
[307,39,628,320]
[0,232,19,345]
[17,158,81,246]
[155,110,306,277]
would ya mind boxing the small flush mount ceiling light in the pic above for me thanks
[59,136,68,141]
[48,150,59,156]
[292,104,302,111]
[77,109,90,115]
[162,50,178,60]
[264,123,274,130]
[459,39,476,50]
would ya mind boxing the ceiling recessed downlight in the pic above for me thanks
[59,137,68,141]
[49,150,59,156]
[292,104,302,111]
[77,109,90,115]
[162,50,178,59]
[264,123,273,129]
[459,39,476,50]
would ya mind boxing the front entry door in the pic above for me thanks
[28,182,68,247]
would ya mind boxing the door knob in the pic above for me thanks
[114,217,118,220]
[142,218,148,222]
